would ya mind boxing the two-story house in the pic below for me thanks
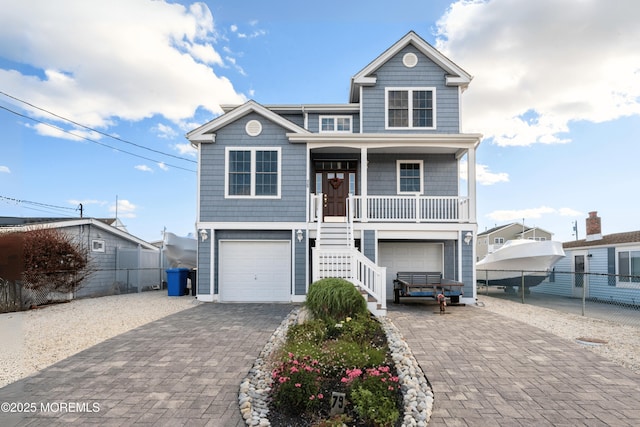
[187,31,481,315]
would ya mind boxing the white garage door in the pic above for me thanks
[219,240,291,302]
[379,242,443,300]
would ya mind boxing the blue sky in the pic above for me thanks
[1,0,639,243]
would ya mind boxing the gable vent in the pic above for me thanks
[403,52,418,68]
[245,119,263,136]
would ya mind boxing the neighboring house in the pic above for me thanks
[0,217,160,298]
[476,223,554,261]
[535,211,640,305]
[187,31,482,314]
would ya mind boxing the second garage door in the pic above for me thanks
[219,240,291,302]
[378,242,443,300]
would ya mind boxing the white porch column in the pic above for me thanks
[467,147,477,223]
[361,147,368,222]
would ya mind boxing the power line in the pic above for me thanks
[0,90,196,164]
[0,195,81,217]
[0,105,197,173]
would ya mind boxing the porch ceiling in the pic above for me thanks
[310,146,461,155]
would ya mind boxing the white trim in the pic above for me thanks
[187,100,310,143]
[91,239,106,253]
[616,246,640,288]
[224,147,281,199]
[319,115,352,133]
[385,87,436,130]
[396,160,424,195]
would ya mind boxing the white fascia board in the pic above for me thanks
[6,219,158,250]
[288,132,482,145]
[197,222,309,230]
[187,100,311,144]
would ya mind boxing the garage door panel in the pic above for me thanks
[220,240,291,302]
[379,242,443,300]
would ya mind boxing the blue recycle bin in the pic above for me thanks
[166,268,189,296]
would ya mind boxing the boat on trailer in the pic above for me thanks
[476,239,565,290]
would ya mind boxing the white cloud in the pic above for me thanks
[487,206,557,222]
[558,207,583,217]
[0,0,246,131]
[0,166,10,173]
[460,160,509,185]
[153,123,178,139]
[174,143,197,157]
[157,162,169,171]
[436,0,640,146]
[135,165,153,173]
[110,199,137,219]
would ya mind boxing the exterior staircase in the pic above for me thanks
[313,220,387,316]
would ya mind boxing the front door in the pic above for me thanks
[314,163,357,219]
[572,252,588,298]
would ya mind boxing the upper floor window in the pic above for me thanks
[494,237,505,245]
[386,87,435,129]
[320,116,352,133]
[397,160,423,194]
[225,147,280,198]
[618,250,640,283]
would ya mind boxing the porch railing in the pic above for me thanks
[312,248,387,314]
[310,193,469,223]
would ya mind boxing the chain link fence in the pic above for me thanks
[0,267,180,313]
[477,269,640,327]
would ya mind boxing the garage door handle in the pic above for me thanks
[254,274,257,280]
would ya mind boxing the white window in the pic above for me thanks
[92,239,105,253]
[225,147,281,198]
[618,249,640,284]
[385,87,435,129]
[396,160,423,194]
[319,116,352,133]
[494,237,504,244]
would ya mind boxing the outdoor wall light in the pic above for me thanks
[464,232,473,245]
[199,229,208,242]
[296,229,304,242]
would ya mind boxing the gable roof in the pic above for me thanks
[350,31,473,102]
[563,230,640,249]
[187,100,310,144]
[478,223,519,237]
[478,223,553,238]
[0,217,157,250]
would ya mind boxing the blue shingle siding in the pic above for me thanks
[367,153,458,196]
[197,236,211,294]
[199,113,307,222]
[461,232,474,295]
[360,45,460,134]
[294,238,306,295]
[363,230,376,262]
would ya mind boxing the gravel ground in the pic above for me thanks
[1,292,638,390]
[476,295,640,375]
[0,291,198,388]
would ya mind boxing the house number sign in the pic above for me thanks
[330,392,346,416]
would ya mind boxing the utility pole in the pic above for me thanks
[573,220,578,241]
[78,203,83,218]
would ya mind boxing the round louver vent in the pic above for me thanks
[403,52,418,68]
[245,120,262,136]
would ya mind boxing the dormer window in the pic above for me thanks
[386,87,435,129]
[320,116,352,133]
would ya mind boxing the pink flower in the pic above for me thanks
[290,366,299,373]
[388,386,395,391]
[317,393,323,399]
[295,383,301,388]
[278,376,289,383]
[309,395,315,400]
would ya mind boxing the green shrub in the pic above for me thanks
[271,353,325,415]
[321,340,387,377]
[343,365,400,426]
[305,278,367,323]
[330,313,384,345]
[351,387,399,427]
